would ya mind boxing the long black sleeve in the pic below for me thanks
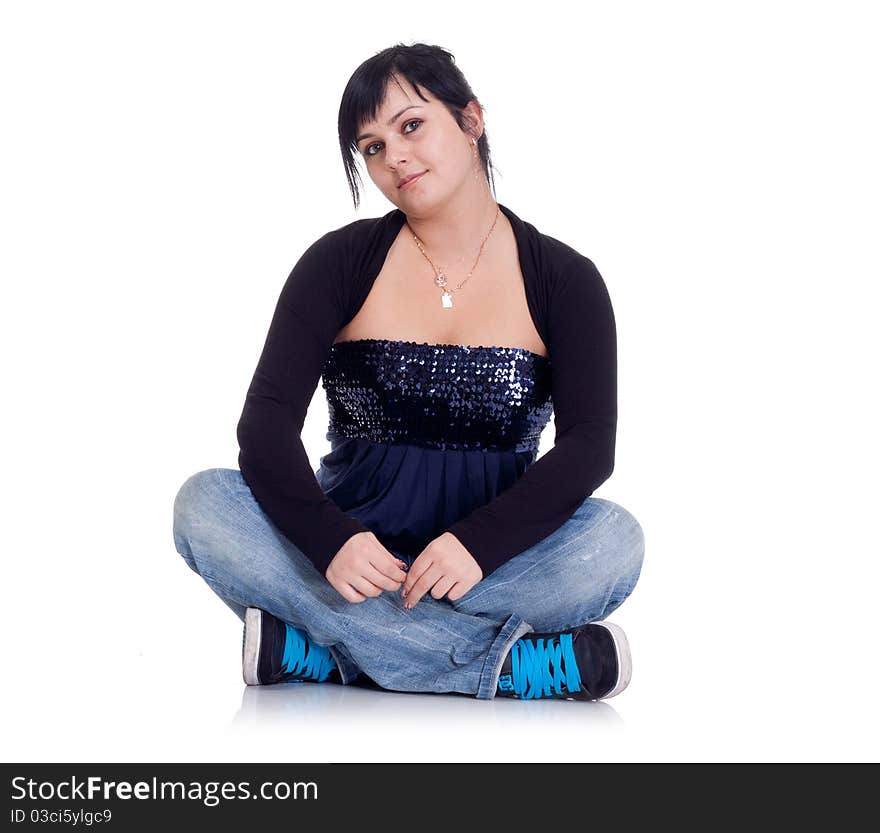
[236,229,372,576]
[446,255,617,577]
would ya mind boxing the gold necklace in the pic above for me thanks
[409,204,501,309]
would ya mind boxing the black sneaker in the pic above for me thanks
[242,607,342,686]
[495,621,632,701]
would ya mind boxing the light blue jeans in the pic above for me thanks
[172,468,645,700]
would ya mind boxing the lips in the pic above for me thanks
[398,171,426,189]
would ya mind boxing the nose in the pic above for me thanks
[384,140,409,170]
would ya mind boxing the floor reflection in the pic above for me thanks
[229,678,624,732]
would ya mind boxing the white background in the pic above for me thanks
[2,1,878,762]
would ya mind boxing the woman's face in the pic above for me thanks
[356,75,481,213]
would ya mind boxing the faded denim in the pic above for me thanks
[172,468,645,700]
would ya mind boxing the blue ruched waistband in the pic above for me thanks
[316,436,537,558]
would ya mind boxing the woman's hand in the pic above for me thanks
[326,531,408,603]
[402,532,483,609]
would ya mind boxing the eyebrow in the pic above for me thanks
[356,105,423,144]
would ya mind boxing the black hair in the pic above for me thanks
[338,42,498,210]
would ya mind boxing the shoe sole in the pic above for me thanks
[593,620,632,699]
[243,607,263,686]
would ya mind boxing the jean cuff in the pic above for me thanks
[476,613,534,700]
[327,643,361,685]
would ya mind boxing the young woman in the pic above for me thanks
[172,43,645,701]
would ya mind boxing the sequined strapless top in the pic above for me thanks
[322,338,553,453]
[315,338,554,558]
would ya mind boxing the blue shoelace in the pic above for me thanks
[280,623,337,682]
[500,632,583,699]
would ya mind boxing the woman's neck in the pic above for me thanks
[403,186,500,263]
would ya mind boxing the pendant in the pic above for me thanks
[441,291,453,308]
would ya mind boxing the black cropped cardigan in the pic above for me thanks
[236,202,617,578]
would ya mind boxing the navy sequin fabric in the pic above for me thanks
[315,338,554,558]
[321,338,552,453]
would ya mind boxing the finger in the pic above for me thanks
[430,575,457,601]
[404,565,444,609]
[335,581,367,604]
[365,562,405,592]
[349,574,384,599]
[367,542,408,579]
[402,557,432,597]
[446,582,469,602]
[371,557,408,585]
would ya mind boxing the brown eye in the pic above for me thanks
[364,119,422,157]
